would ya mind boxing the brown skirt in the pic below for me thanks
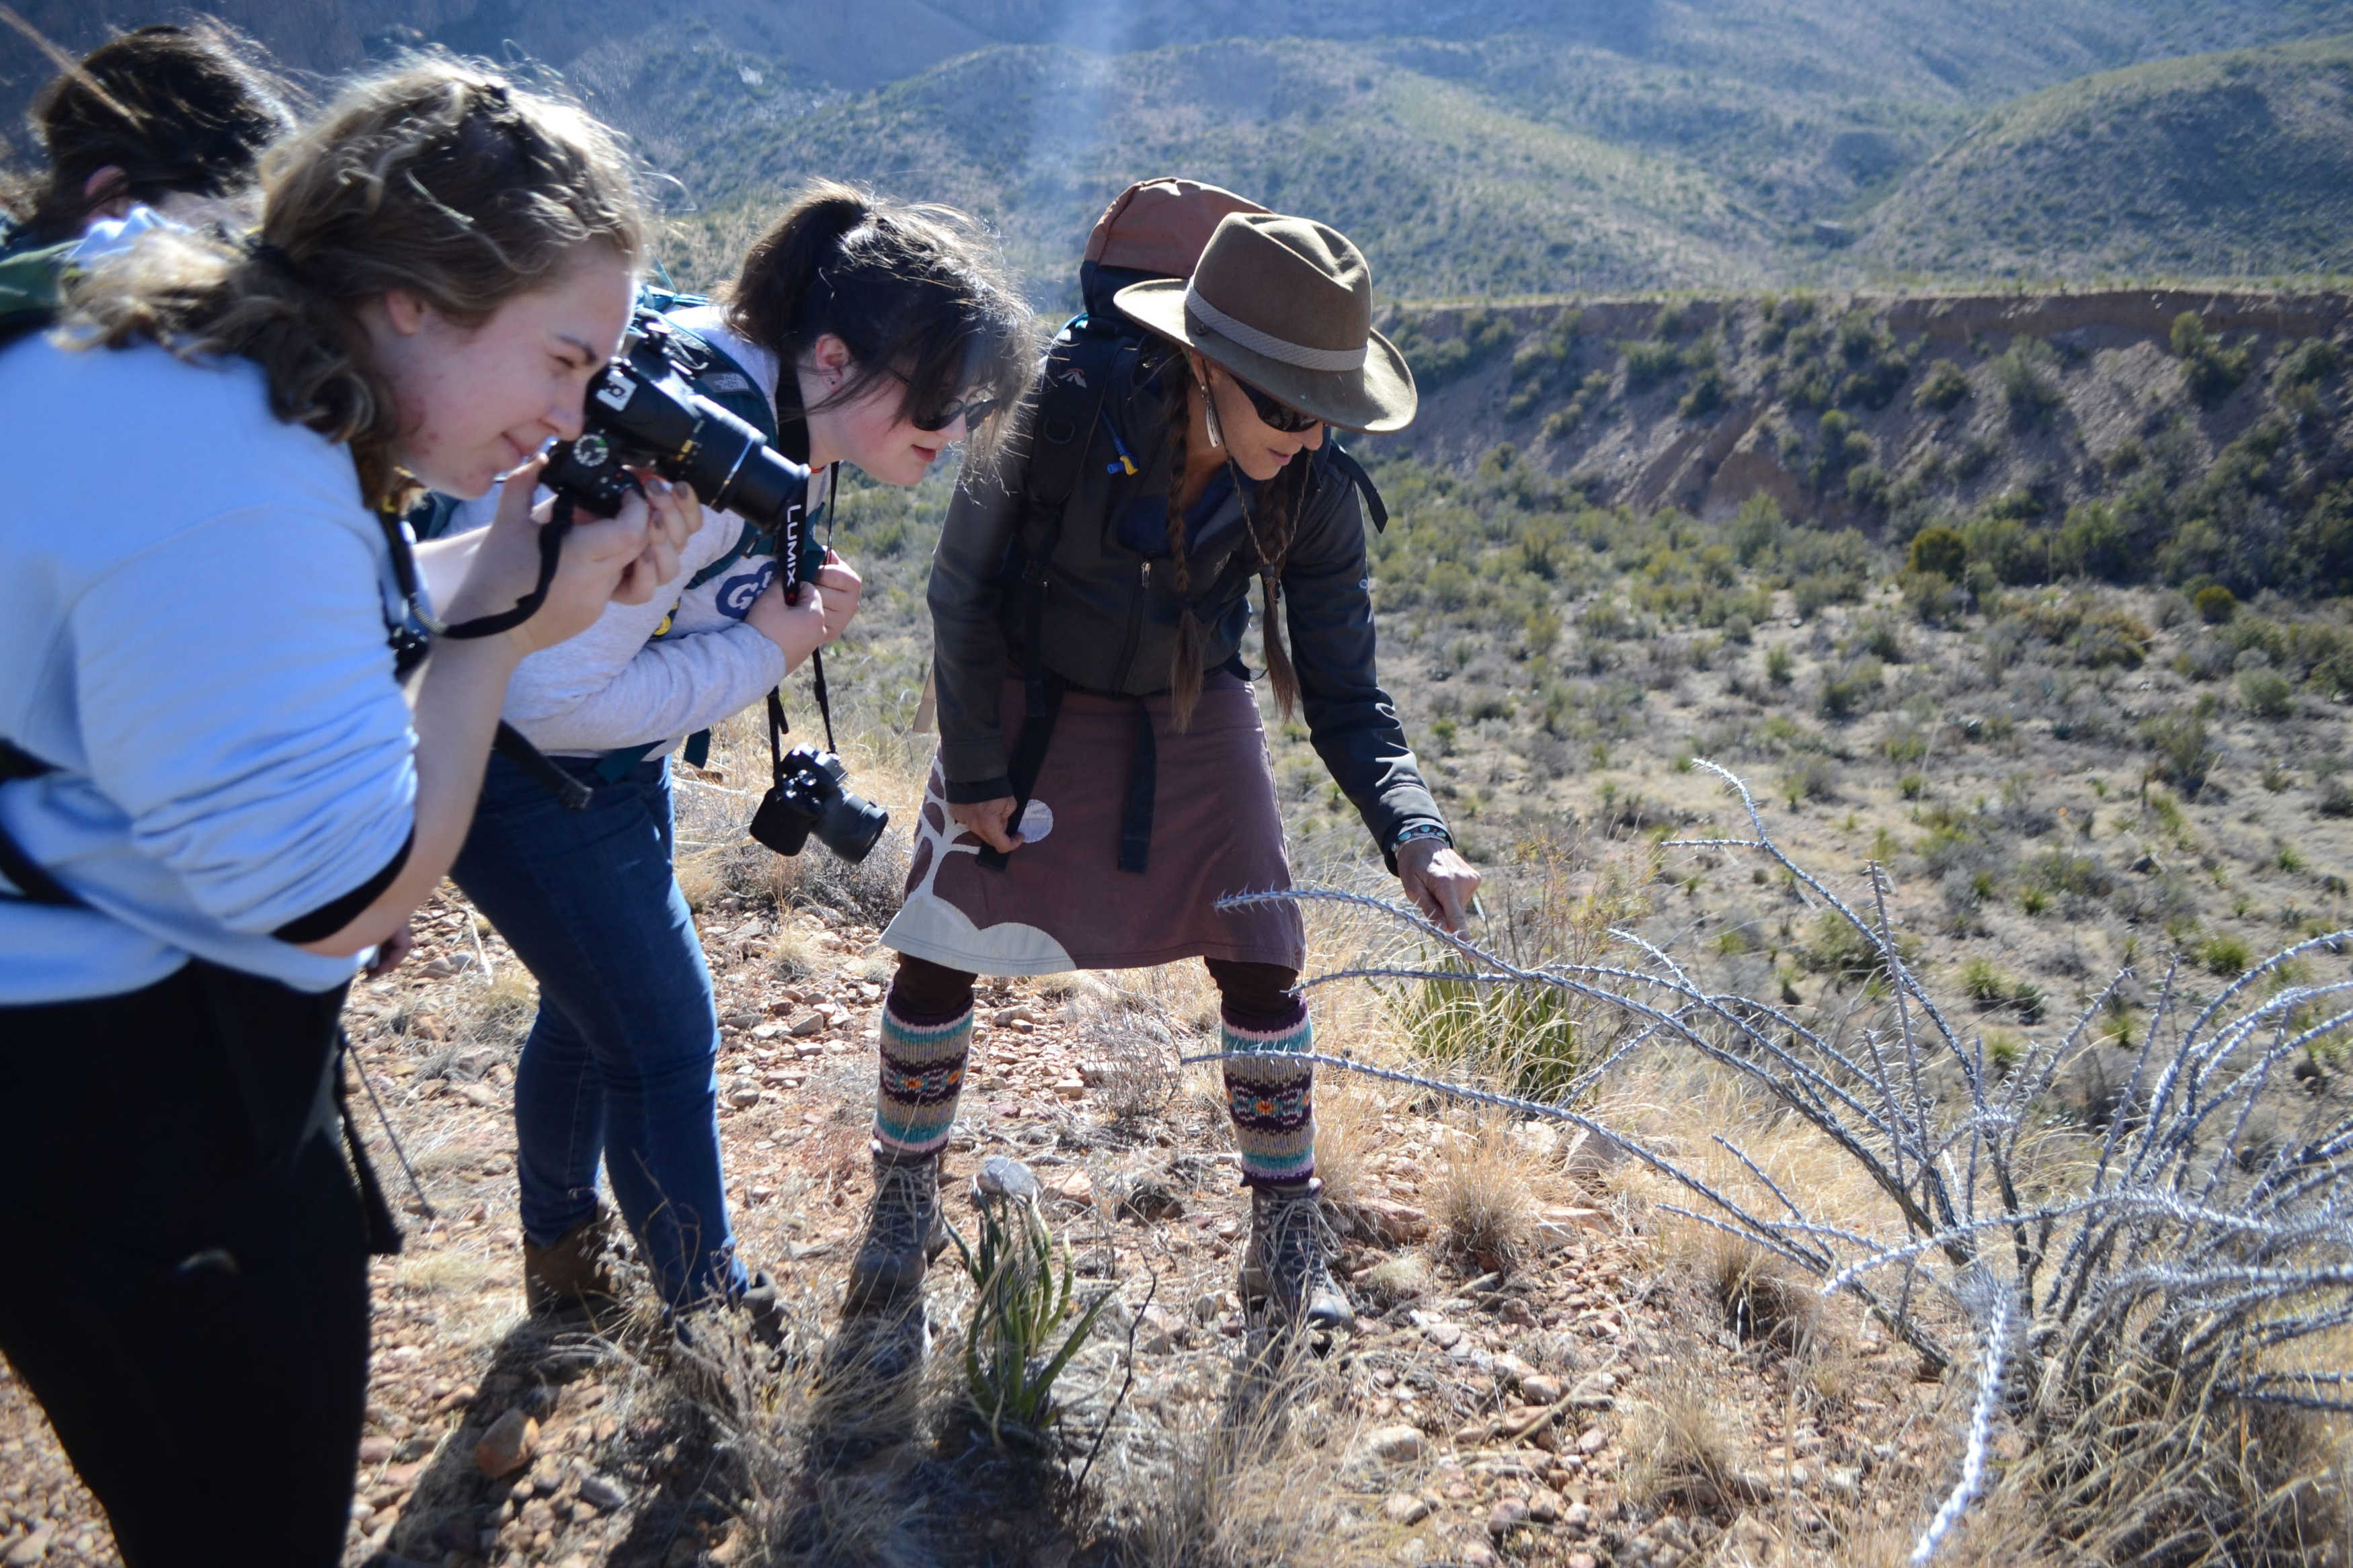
[880,671,1304,975]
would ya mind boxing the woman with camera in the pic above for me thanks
[0,62,683,1566]
[446,180,1033,1324]
[863,199,1480,1343]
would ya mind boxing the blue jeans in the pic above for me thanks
[452,749,744,1308]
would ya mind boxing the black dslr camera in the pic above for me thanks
[543,315,824,584]
[750,745,889,864]
[549,313,887,862]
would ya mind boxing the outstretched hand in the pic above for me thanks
[1398,837,1480,934]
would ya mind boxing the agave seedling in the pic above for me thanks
[947,1155,1116,1451]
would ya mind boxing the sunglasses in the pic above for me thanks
[883,364,997,434]
[1225,371,1322,434]
[911,390,997,434]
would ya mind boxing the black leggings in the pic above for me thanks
[0,962,370,1568]
[891,953,1302,1028]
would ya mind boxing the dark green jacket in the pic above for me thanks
[927,351,1446,862]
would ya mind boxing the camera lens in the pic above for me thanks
[813,788,889,864]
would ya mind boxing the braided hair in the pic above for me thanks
[1160,356,1304,730]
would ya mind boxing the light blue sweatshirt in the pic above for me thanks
[0,337,418,1002]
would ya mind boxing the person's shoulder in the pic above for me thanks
[666,300,778,390]
[0,340,362,559]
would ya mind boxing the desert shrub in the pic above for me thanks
[1909,523,1967,579]
[1390,306,1515,392]
[1913,357,1972,412]
[1833,312,1911,409]
[1677,363,1726,418]
[1996,338,2063,427]
[2052,498,2139,583]
[1964,512,2051,586]
[2239,666,2293,718]
[2025,849,2114,902]
[2194,583,2238,624]
[1622,335,1687,391]
[2142,711,2217,796]
[2272,338,2340,390]
[2171,311,2252,407]
[1817,657,1882,721]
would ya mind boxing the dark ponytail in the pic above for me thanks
[13,23,296,245]
[1164,359,1205,729]
[727,179,1033,457]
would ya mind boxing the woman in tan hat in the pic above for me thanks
[857,198,1478,1348]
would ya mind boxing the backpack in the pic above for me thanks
[0,236,77,354]
[986,177,1389,874]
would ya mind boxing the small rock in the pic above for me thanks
[474,1409,539,1479]
[1500,1297,1538,1327]
[992,1005,1039,1027]
[1053,1077,1086,1100]
[577,1475,628,1512]
[1365,1424,1428,1462]
[972,1155,1041,1204]
[1118,1180,1185,1221]
[1487,1497,1530,1536]
[1520,1373,1563,1405]
[727,1087,762,1108]
[1424,1320,1463,1349]
[1382,1493,1432,1525]
[5,1525,54,1567]
[456,1081,498,1108]
[1563,1502,1593,1533]
[1575,1426,1608,1456]
[1192,1291,1225,1324]
[1051,1170,1094,1204]
[1458,1545,1497,1567]
[1493,1352,1536,1387]
[751,1022,784,1040]
[1526,1487,1562,1524]
[1138,1303,1187,1354]
[1352,1197,1429,1244]
[1568,1557,1598,1568]
[358,1433,397,1464]
[787,1010,827,1037]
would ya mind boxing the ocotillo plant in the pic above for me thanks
[1224,759,2353,1564]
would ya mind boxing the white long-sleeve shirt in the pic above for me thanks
[463,306,820,759]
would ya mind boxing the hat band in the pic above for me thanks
[1183,281,1368,373]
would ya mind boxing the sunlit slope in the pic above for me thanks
[1858,36,2353,282]
[664,38,1784,302]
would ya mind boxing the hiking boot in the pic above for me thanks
[844,1150,947,1314]
[523,1204,619,1321]
[1236,1179,1356,1335]
[737,1269,787,1350]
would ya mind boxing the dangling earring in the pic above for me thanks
[1199,380,1224,450]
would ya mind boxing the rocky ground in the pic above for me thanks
[0,849,2006,1568]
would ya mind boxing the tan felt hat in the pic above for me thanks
[1113,211,1417,434]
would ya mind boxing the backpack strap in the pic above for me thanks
[1324,436,1388,532]
[978,320,1137,872]
[0,739,73,906]
[635,293,781,444]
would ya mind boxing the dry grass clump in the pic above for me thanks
[1125,1356,1369,1568]
[1701,1231,1821,1355]
[1431,1115,1538,1268]
[1621,1369,1749,1516]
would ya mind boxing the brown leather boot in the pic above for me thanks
[523,1204,620,1320]
[1237,1178,1356,1335]
[844,1151,947,1315]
